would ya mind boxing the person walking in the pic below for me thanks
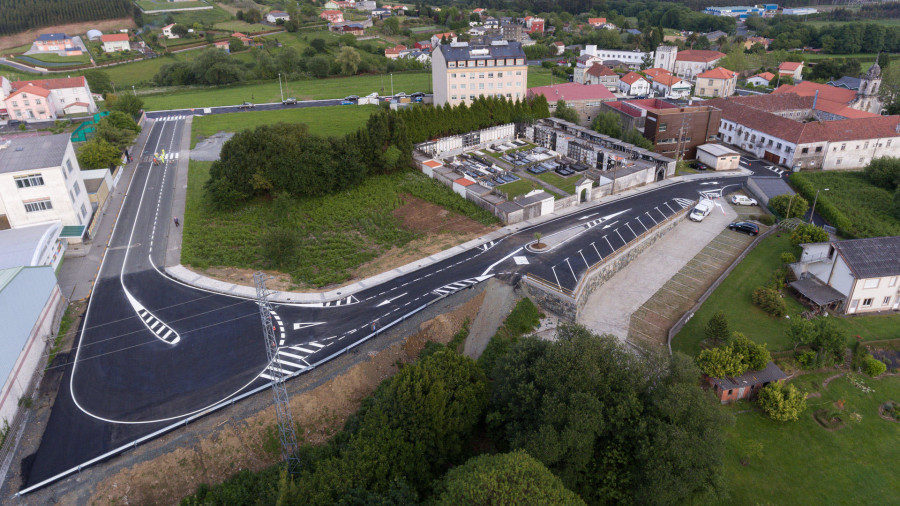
[173,217,180,227]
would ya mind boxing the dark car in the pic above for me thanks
[690,162,708,170]
[728,221,760,236]
[410,92,425,98]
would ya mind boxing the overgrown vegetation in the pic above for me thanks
[791,171,900,238]
[477,297,542,376]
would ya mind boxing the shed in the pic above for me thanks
[452,177,475,198]
[708,362,787,403]
[421,159,442,178]
[87,29,103,41]
[696,143,740,171]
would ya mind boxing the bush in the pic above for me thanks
[759,214,775,226]
[780,252,796,264]
[864,156,900,191]
[790,223,829,247]
[796,350,817,369]
[864,355,887,377]
[789,173,854,236]
[697,345,747,377]
[752,287,787,317]
[757,381,807,422]
[770,194,808,219]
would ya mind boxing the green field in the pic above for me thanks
[190,104,376,147]
[718,373,900,504]
[1,42,34,53]
[213,20,271,34]
[138,0,210,11]
[536,171,577,195]
[497,178,540,199]
[183,163,496,287]
[793,171,900,238]
[672,233,900,356]
[164,3,233,25]
[18,52,91,64]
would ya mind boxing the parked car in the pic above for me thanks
[731,195,758,206]
[410,92,425,98]
[689,162,708,170]
[689,199,714,222]
[282,97,297,105]
[344,95,359,102]
[728,221,760,236]
[341,100,355,105]
[239,102,255,109]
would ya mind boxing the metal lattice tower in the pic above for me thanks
[254,272,302,475]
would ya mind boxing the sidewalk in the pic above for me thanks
[165,167,753,303]
[55,123,154,301]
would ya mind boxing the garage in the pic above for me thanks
[696,143,740,171]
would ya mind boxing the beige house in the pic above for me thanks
[696,67,737,97]
[778,61,803,81]
[582,63,619,90]
[791,236,900,314]
[432,41,527,107]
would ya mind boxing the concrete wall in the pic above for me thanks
[521,276,577,321]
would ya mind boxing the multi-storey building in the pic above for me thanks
[9,76,98,117]
[642,105,723,160]
[4,85,56,121]
[696,67,738,98]
[579,45,648,70]
[432,41,527,107]
[33,33,75,52]
[526,83,616,126]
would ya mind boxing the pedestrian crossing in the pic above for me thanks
[138,309,180,344]
[294,295,358,308]
[478,241,496,252]
[259,341,327,381]
[674,198,695,208]
[432,277,484,296]
[158,115,188,121]
[765,165,787,176]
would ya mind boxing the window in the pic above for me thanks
[23,100,30,106]
[479,83,484,89]
[859,157,864,163]
[884,296,892,306]
[659,123,667,132]
[815,146,823,153]
[837,158,842,165]
[888,139,893,146]
[841,143,846,151]
[72,182,81,196]
[478,73,485,79]
[24,198,52,212]
[14,174,45,188]
[498,82,503,89]
[66,159,74,174]
[11,101,17,107]
[890,276,898,287]
[801,147,809,154]
[451,73,457,78]
[863,278,880,289]
[515,71,522,75]
[862,298,873,308]
[708,79,714,86]
[487,73,493,78]
[497,72,503,78]
[81,203,88,218]
[451,95,457,100]
[777,142,782,149]
[35,99,41,105]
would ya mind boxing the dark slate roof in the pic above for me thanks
[827,76,861,91]
[750,175,794,200]
[36,33,70,41]
[710,362,787,390]
[790,277,846,306]
[438,41,525,61]
[0,133,70,174]
[834,236,900,279]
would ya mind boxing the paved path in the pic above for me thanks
[464,279,516,359]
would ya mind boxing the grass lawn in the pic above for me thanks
[138,0,209,11]
[792,171,900,238]
[183,163,496,287]
[2,42,34,53]
[536,171,577,195]
[717,373,900,504]
[672,233,900,356]
[497,178,540,199]
[141,71,432,110]
[165,4,233,25]
[526,67,554,88]
[213,20,272,34]
[190,104,376,147]
[18,52,92,64]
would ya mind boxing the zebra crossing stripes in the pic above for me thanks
[259,342,326,381]
[158,115,187,121]
[271,311,286,345]
[674,198,695,209]
[138,309,179,344]
[765,165,787,176]
[432,275,492,296]
[294,295,358,308]
[478,241,496,252]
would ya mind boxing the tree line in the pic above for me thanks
[747,15,900,54]
[205,96,551,207]
[0,0,132,36]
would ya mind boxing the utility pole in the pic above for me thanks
[809,188,829,224]
[254,272,302,476]
[278,73,284,102]
[390,73,394,96]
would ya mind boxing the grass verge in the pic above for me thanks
[183,162,497,287]
[672,233,900,356]
[477,298,542,374]
[189,104,376,147]
[717,373,900,504]
[496,178,539,199]
[47,304,77,367]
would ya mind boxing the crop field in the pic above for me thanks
[182,164,496,287]
[138,0,210,11]
[189,105,376,147]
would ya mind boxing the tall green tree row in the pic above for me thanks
[0,0,132,36]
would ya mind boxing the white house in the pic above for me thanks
[778,61,803,81]
[431,31,457,47]
[618,71,651,96]
[791,237,900,314]
[266,10,290,23]
[746,72,775,87]
[8,76,97,116]
[651,74,691,99]
[580,45,648,69]
[100,33,130,52]
[0,134,92,246]
[162,24,179,39]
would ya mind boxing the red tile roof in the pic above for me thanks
[454,177,475,186]
[8,84,51,99]
[620,71,648,85]
[12,76,86,91]
[773,81,857,104]
[643,68,672,80]
[101,33,129,42]
[697,66,737,80]
[586,63,617,77]
[676,49,725,63]
[653,74,687,87]
[751,72,775,81]
[527,82,616,102]
[423,159,442,168]
[779,61,802,71]
[588,17,606,25]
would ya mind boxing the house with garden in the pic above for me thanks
[33,33,74,52]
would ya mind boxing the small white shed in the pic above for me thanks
[697,143,740,171]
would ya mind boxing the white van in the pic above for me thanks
[689,199,714,222]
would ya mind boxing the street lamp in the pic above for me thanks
[784,193,797,220]
[809,188,829,224]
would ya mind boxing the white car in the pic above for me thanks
[689,199,714,222]
[731,195,758,206]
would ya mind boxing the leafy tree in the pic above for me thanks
[864,356,887,377]
[228,37,245,53]
[553,99,580,124]
[787,318,817,350]
[790,223,829,247]
[592,111,622,138]
[171,24,189,37]
[697,345,746,378]
[757,381,807,422]
[310,38,326,52]
[82,70,112,95]
[622,128,654,150]
[488,326,728,504]
[107,93,144,118]
[730,335,771,371]
[435,451,585,506]
[813,318,847,361]
[864,157,900,191]
[382,16,401,35]
[705,310,730,344]
[244,7,262,24]
[769,194,808,219]
[307,55,332,78]
[894,187,900,219]
[336,46,361,76]
[752,287,787,316]
[77,138,121,170]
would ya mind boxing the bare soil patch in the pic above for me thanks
[189,266,297,291]
[0,18,135,52]
[393,194,495,236]
[84,292,486,505]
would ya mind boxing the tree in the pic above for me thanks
[757,381,807,422]
[752,286,787,316]
[552,99,580,124]
[435,451,585,506]
[382,16,400,35]
[244,7,262,24]
[864,157,900,191]
[95,112,140,150]
[879,62,900,114]
[730,335,771,371]
[592,111,622,138]
[108,93,144,117]
[790,223,829,247]
[769,194,808,219]
[622,128,654,150]
[309,37,326,52]
[171,24,189,37]
[228,37,244,53]
[82,70,112,95]
[696,345,747,378]
[786,318,817,350]
[704,310,730,344]
[488,326,729,504]
[77,138,121,170]
[336,46,361,76]
[307,55,331,78]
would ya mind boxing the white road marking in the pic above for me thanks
[376,292,408,307]
[513,255,529,265]
[481,247,523,276]
[292,346,315,354]
[293,321,325,331]
[578,213,599,220]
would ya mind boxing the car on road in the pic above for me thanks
[689,199,714,222]
[344,95,359,102]
[239,102,255,109]
[728,221,760,236]
[341,100,355,105]
[731,195,758,206]
[282,97,297,105]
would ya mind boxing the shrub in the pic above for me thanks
[752,287,787,317]
[780,252,796,264]
[790,223,829,247]
[863,355,887,377]
[758,214,775,226]
[731,335,771,370]
[864,156,900,191]
[789,173,854,236]
[796,350,817,369]
[697,345,747,378]
[757,381,807,422]
[770,194,808,219]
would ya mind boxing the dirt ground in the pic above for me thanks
[0,18,136,52]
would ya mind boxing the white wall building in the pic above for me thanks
[2,76,98,118]
[580,45,648,69]
[432,41,527,107]
[0,134,92,245]
[618,72,651,96]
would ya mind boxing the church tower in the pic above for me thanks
[654,45,677,73]
[851,61,883,114]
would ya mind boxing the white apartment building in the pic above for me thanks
[432,41,528,107]
[3,76,98,117]
[0,134,92,245]
[580,45,648,69]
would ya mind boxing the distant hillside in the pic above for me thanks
[0,0,133,37]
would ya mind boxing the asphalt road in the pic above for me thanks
[737,155,829,226]
[22,117,750,491]
[143,98,346,120]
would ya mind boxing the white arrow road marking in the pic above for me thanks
[293,321,326,331]
[578,212,599,220]
[584,209,630,229]
[376,292,408,307]
[601,220,619,230]
[481,247,523,276]
[700,181,719,185]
